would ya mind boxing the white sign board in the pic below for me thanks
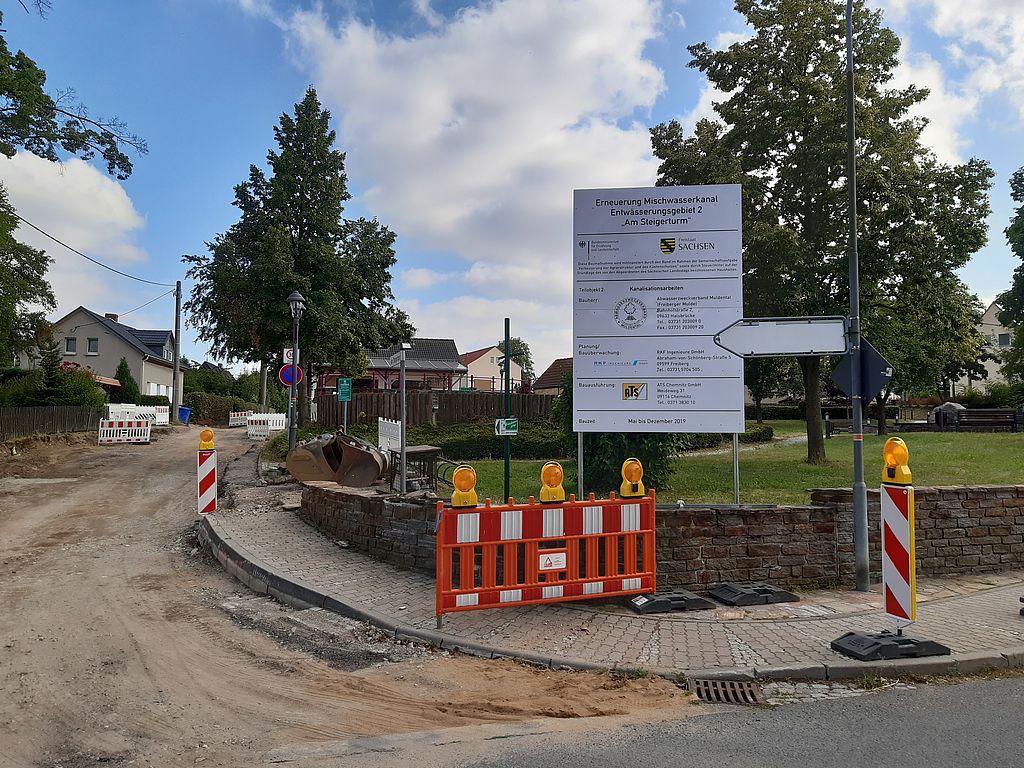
[283,347,298,364]
[572,184,744,433]
[715,316,849,357]
[539,552,567,571]
[378,417,401,453]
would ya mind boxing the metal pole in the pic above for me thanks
[400,351,407,494]
[577,431,584,498]
[171,280,182,424]
[343,400,348,434]
[847,0,869,591]
[503,317,511,503]
[287,312,300,453]
[732,432,740,506]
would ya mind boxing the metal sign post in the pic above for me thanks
[503,317,511,503]
[337,377,352,434]
[732,433,740,505]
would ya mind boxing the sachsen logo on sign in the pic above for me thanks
[613,297,647,330]
[622,383,648,401]
[659,238,676,254]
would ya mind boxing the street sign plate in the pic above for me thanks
[278,364,303,387]
[714,316,849,357]
[495,418,519,436]
[539,551,567,571]
[336,378,352,402]
[832,337,895,402]
[283,347,297,364]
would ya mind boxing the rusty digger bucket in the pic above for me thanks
[285,432,390,487]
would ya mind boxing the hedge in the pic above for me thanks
[746,404,898,420]
[183,392,263,425]
[139,394,170,407]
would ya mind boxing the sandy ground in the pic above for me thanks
[0,428,695,767]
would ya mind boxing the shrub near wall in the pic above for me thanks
[183,392,262,425]
[349,419,567,460]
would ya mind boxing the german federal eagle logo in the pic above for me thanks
[659,238,676,254]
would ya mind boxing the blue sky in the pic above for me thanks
[3,0,1022,375]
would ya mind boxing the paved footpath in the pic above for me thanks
[202,449,1024,681]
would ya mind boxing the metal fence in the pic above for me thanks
[315,390,556,427]
[0,406,105,440]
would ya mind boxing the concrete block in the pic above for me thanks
[953,651,1008,675]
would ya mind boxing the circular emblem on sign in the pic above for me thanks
[613,297,647,330]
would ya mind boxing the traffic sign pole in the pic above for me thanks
[503,317,511,504]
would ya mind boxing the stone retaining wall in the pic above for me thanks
[298,482,1024,590]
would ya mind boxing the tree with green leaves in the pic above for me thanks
[498,336,535,380]
[999,167,1024,383]
[184,88,412,420]
[0,183,53,364]
[652,0,992,463]
[745,358,797,423]
[110,356,140,404]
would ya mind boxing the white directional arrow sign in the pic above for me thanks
[714,316,849,357]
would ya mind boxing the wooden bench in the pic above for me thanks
[824,418,880,439]
[954,408,1020,433]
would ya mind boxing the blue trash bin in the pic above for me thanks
[178,406,192,424]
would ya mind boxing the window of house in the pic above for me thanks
[65,337,77,354]
[999,333,1011,347]
[87,338,99,354]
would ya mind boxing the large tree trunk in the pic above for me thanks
[259,360,268,407]
[755,397,763,424]
[298,363,314,426]
[799,356,826,464]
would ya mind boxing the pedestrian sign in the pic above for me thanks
[495,418,518,436]
[279,364,303,387]
[336,378,352,402]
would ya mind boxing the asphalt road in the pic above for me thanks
[463,676,1024,768]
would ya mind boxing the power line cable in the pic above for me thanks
[14,213,176,287]
[117,289,175,319]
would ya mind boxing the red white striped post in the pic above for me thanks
[197,429,217,515]
[881,437,915,627]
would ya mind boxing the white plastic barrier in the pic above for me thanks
[154,406,170,426]
[106,404,168,426]
[246,413,287,440]
[98,419,152,445]
[378,417,401,453]
[228,410,252,428]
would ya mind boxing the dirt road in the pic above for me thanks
[0,428,692,767]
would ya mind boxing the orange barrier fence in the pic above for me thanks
[435,491,656,621]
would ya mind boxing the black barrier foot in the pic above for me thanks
[627,591,716,615]
[1020,596,1023,617]
[830,630,951,661]
[708,582,800,607]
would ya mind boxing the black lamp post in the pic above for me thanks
[287,291,305,454]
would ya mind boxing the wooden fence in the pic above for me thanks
[0,406,105,440]
[315,390,556,427]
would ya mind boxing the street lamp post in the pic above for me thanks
[286,291,305,454]
[398,342,411,494]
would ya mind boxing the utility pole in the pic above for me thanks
[171,280,182,424]
[399,346,408,494]
[503,317,511,503]
[846,0,869,592]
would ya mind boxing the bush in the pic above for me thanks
[57,368,106,408]
[0,368,41,406]
[743,403,897,420]
[110,358,141,404]
[184,366,234,396]
[738,424,774,443]
[956,383,1024,410]
[183,391,263,425]
[677,433,724,451]
[139,394,170,406]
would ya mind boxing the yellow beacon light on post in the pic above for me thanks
[539,461,566,503]
[882,437,911,486]
[620,457,645,498]
[451,464,479,508]
[199,428,215,450]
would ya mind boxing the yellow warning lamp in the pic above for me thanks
[199,428,215,450]
[620,457,645,498]
[539,461,566,503]
[451,464,479,508]
[882,437,912,486]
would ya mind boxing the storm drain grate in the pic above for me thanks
[689,678,765,706]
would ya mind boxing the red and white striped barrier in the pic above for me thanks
[436,492,656,620]
[246,413,287,440]
[98,419,152,445]
[198,449,217,515]
[881,482,916,625]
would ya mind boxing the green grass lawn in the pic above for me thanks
[469,429,1024,506]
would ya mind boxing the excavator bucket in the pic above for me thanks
[286,432,389,487]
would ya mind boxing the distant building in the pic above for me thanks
[959,300,1014,391]
[17,306,182,398]
[533,357,572,396]
[457,345,523,392]
[321,338,468,392]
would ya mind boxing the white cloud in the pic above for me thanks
[412,0,443,29]
[400,267,453,290]
[274,0,664,370]
[2,152,153,321]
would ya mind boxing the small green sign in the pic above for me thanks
[495,418,518,436]
[337,378,353,402]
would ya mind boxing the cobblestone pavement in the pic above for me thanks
[209,462,1024,674]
